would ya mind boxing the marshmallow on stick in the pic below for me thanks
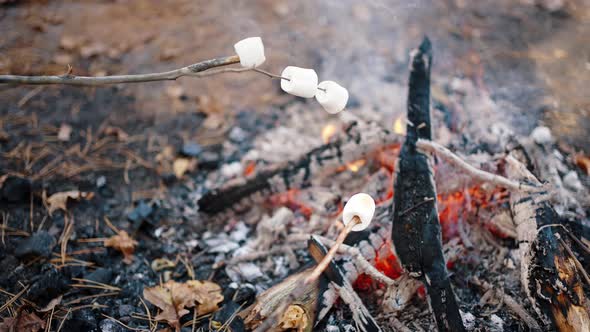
[280,66,318,98]
[234,37,266,68]
[342,193,376,231]
[316,80,349,114]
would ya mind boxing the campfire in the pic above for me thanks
[195,38,590,331]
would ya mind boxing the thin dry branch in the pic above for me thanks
[416,139,540,192]
[470,277,541,331]
[0,55,240,86]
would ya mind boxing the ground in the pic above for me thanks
[0,1,589,331]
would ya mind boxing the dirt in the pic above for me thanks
[1,1,589,331]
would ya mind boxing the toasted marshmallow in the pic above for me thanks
[280,66,318,98]
[342,193,375,232]
[315,81,349,114]
[234,37,266,68]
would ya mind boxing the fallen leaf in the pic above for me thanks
[143,280,223,331]
[151,258,176,272]
[45,190,94,216]
[0,310,45,332]
[104,231,138,264]
[173,157,196,179]
[39,295,62,312]
[575,154,590,175]
[57,123,72,141]
[185,280,224,316]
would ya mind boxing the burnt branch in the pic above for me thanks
[416,139,541,192]
[199,120,397,214]
[391,37,465,331]
[506,155,590,331]
[0,56,241,86]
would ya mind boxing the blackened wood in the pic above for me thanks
[199,120,397,214]
[308,236,382,332]
[391,37,465,332]
[507,156,590,331]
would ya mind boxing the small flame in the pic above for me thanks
[346,159,366,172]
[393,117,406,135]
[321,124,337,144]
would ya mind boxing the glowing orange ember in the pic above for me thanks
[321,124,338,144]
[393,117,406,135]
[243,161,256,177]
[267,189,313,218]
[346,159,366,172]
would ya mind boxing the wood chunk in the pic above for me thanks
[506,155,590,332]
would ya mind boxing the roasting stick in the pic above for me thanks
[0,56,241,86]
[305,215,360,283]
[254,193,377,332]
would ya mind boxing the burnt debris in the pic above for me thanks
[391,37,465,331]
[506,155,590,332]
[199,120,396,214]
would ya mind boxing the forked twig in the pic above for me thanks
[416,139,540,192]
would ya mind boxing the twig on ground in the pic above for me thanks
[0,55,240,86]
[0,285,29,313]
[56,308,71,332]
[416,139,540,192]
[470,277,541,331]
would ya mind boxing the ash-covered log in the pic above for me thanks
[199,120,397,214]
[506,155,590,332]
[391,37,465,331]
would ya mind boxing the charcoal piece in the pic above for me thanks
[27,264,69,307]
[84,267,113,285]
[14,231,55,259]
[0,176,32,203]
[391,37,465,331]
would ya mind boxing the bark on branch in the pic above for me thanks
[0,55,240,86]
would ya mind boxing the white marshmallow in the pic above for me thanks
[315,81,349,114]
[342,193,375,232]
[234,37,266,68]
[280,66,318,98]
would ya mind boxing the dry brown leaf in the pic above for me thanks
[45,190,94,216]
[38,295,62,312]
[104,231,138,264]
[151,258,176,272]
[0,310,45,332]
[575,154,590,175]
[185,280,224,316]
[172,157,196,179]
[143,280,223,331]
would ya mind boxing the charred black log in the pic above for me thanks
[506,155,590,332]
[391,37,465,332]
[199,120,397,214]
